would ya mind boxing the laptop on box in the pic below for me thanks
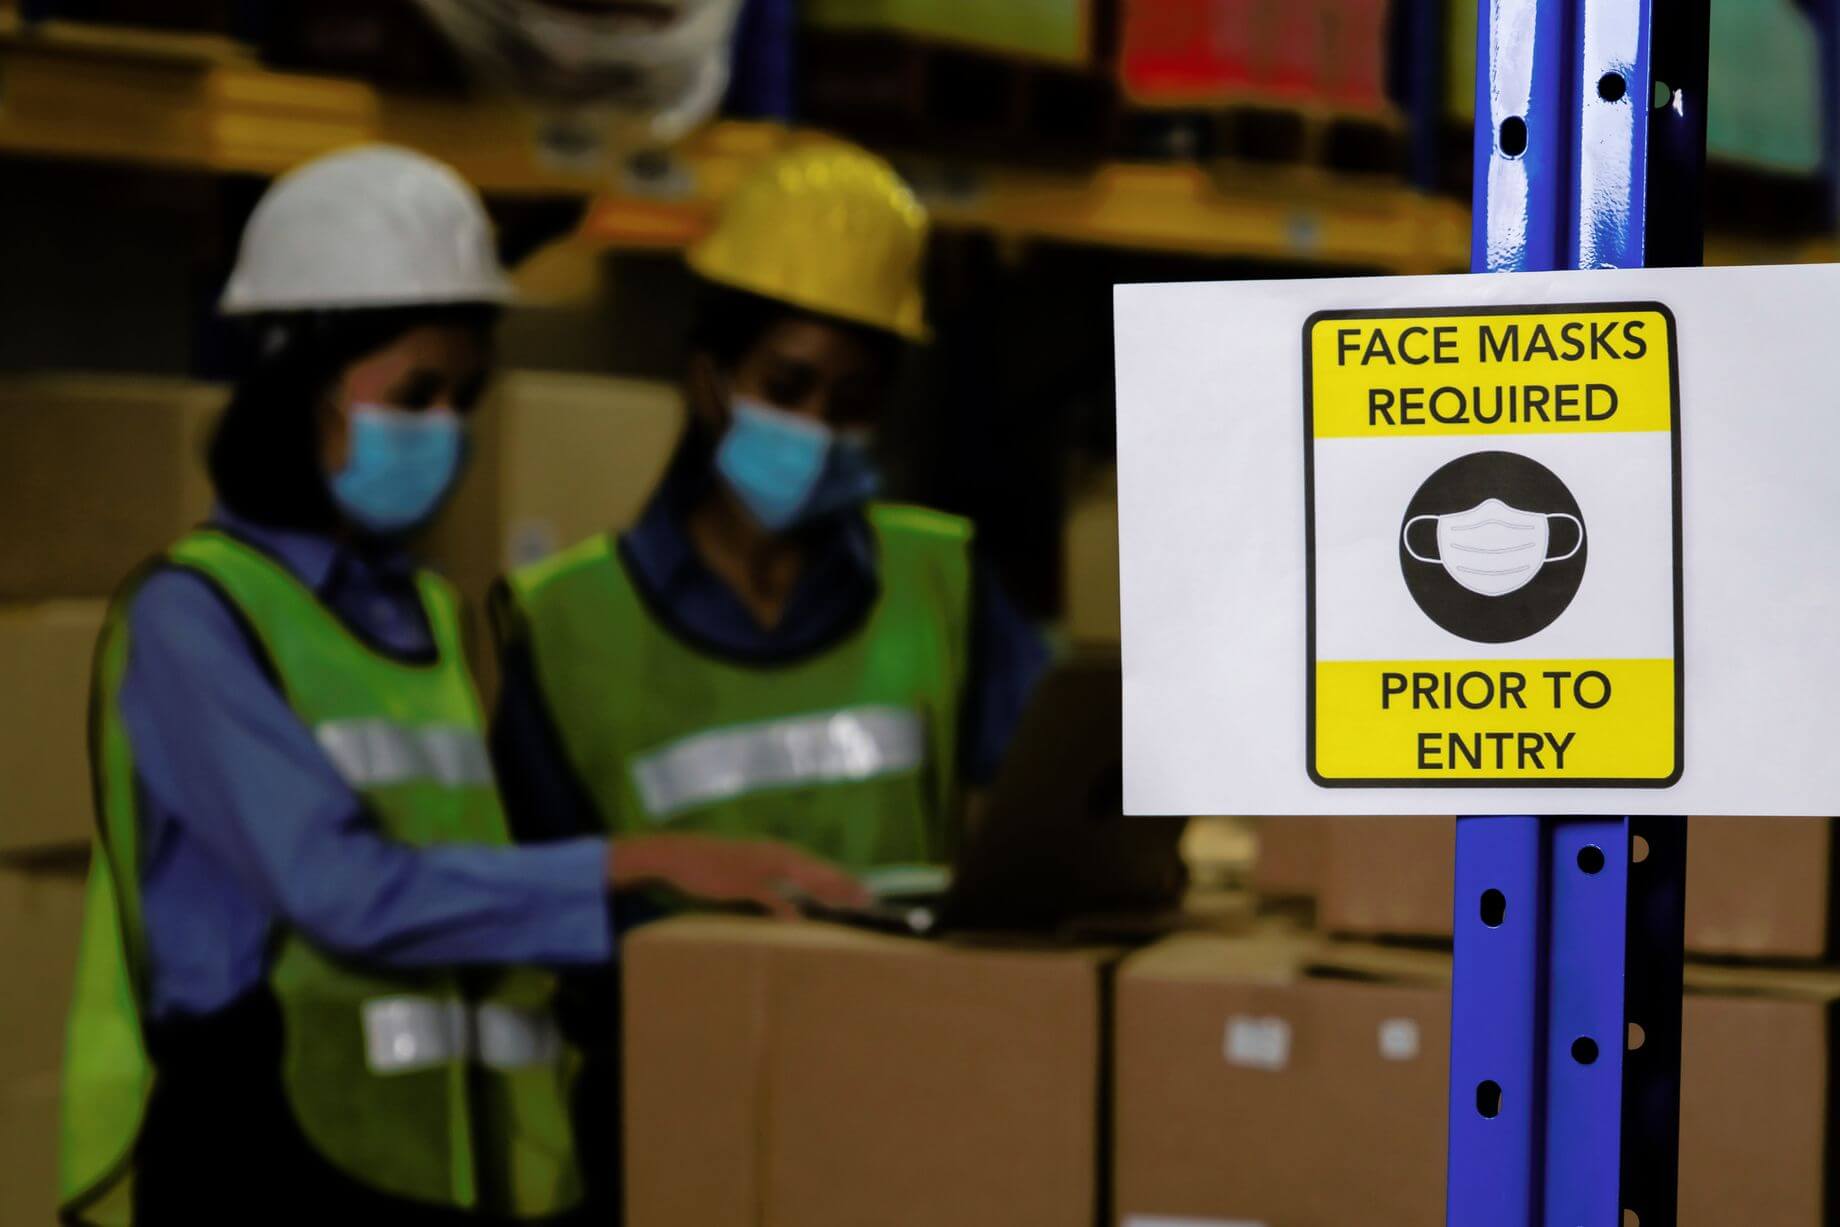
[801,652,1189,935]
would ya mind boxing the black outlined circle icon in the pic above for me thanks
[1398,451,1588,644]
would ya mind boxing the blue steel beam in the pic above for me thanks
[1451,0,1698,1223]
[1470,0,1573,271]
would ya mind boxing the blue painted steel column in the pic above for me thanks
[1446,816,1547,1223]
[1470,0,1573,272]
[1540,819,1631,1225]
[1451,0,1698,1222]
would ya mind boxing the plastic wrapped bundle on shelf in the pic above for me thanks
[410,0,743,167]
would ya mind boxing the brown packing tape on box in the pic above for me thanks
[0,603,107,853]
[623,915,1113,1227]
[0,376,221,599]
[1316,815,1840,959]
[0,855,89,1227]
[422,371,683,697]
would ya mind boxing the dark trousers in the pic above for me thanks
[132,991,590,1226]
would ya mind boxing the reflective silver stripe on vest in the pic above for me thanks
[362,997,469,1075]
[631,705,926,819]
[316,720,495,789]
[363,998,562,1074]
[474,1003,562,1071]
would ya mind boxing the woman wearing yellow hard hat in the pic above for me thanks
[58,143,865,1227]
[492,139,1048,871]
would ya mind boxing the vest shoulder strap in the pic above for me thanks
[506,533,618,608]
[869,501,975,549]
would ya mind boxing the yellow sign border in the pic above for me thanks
[1302,301,1684,788]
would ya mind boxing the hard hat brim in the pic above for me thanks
[219,278,518,317]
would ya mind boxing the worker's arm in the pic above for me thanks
[121,569,617,967]
[120,571,863,970]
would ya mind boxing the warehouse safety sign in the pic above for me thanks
[1303,304,1682,786]
[1116,265,1840,816]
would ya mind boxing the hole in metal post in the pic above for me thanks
[1628,1022,1646,1050]
[1632,835,1650,863]
[1499,116,1528,157]
[1476,1080,1502,1117]
[1597,72,1627,102]
[1480,889,1507,927]
[1577,845,1606,874]
[1572,1037,1600,1064]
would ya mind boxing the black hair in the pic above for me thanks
[207,303,498,531]
[664,278,906,490]
[686,278,905,379]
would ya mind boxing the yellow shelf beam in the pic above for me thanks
[585,141,1476,273]
[0,16,591,193]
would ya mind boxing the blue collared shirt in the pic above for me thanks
[492,472,1051,841]
[121,509,613,1022]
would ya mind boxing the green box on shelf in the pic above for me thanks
[803,0,1093,68]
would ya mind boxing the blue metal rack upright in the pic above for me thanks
[1446,1,1706,1224]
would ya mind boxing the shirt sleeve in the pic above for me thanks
[959,557,1053,786]
[119,568,614,968]
[487,580,607,844]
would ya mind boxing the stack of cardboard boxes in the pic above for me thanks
[1234,813,1840,1224]
[0,375,225,1226]
[0,369,683,1224]
[624,917,1117,1227]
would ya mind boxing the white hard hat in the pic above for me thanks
[220,144,515,316]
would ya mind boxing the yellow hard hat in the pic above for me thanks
[688,143,928,341]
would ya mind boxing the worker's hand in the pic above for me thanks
[607,834,872,919]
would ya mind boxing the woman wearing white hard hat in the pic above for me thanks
[58,144,865,1226]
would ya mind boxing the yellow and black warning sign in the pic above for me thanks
[1303,302,1682,786]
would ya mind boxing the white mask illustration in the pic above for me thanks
[1403,497,1583,597]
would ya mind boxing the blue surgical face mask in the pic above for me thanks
[714,397,880,533]
[329,404,466,536]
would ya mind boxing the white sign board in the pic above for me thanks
[1115,264,1840,817]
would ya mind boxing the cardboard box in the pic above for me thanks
[623,916,1113,1227]
[0,376,221,598]
[1683,816,1835,959]
[1319,816,1455,939]
[1679,963,1840,1227]
[0,603,107,853]
[1063,466,1119,644]
[0,858,89,1227]
[1113,934,1448,1226]
[1318,815,1840,958]
[423,372,682,686]
[1250,815,1332,900]
[1117,937,1840,1225]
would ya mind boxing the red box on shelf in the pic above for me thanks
[1120,0,1393,116]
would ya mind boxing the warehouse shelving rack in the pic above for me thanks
[1445,0,1706,1223]
[6,10,1822,274]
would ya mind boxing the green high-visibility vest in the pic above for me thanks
[503,503,972,868]
[60,530,582,1225]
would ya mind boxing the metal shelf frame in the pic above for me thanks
[1446,0,1705,1222]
